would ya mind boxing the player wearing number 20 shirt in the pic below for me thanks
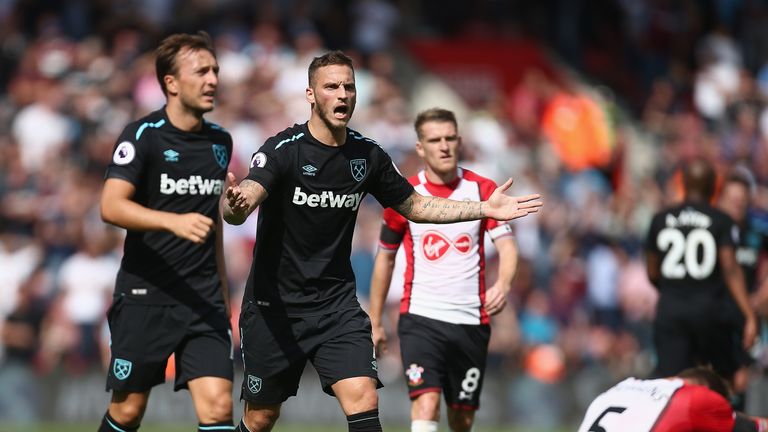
[645,159,756,381]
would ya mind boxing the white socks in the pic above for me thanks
[411,420,439,432]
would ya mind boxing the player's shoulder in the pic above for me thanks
[203,119,233,143]
[678,383,732,409]
[123,109,169,143]
[263,123,307,151]
[346,127,380,148]
[706,206,736,226]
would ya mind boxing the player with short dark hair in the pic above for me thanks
[718,167,768,410]
[577,367,768,431]
[368,107,518,432]
[645,159,756,382]
[223,51,542,432]
[99,31,235,432]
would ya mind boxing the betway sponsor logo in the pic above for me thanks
[292,187,362,211]
[160,173,223,195]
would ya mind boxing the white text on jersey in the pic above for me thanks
[160,173,223,195]
[292,187,362,211]
[665,209,712,228]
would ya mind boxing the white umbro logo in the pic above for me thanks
[302,164,318,176]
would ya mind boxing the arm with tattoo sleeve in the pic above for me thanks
[393,179,542,223]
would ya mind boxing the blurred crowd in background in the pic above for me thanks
[4,0,768,427]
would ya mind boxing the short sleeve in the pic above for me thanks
[105,124,148,185]
[645,213,663,254]
[367,147,414,209]
[717,215,738,249]
[379,207,408,250]
[245,140,285,193]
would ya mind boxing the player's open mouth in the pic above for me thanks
[203,91,215,100]
[333,105,349,118]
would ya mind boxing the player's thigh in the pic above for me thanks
[174,327,234,391]
[398,313,450,397]
[444,322,490,409]
[652,315,694,377]
[239,301,306,404]
[106,299,185,392]
[697,324,740,381]
[311,307,381,396]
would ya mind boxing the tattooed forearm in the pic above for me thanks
[395,193,485,223]
[394,195,415,218]
[223,179,268,225]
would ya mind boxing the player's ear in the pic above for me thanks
[415,140,425,158]
[306,86,315,104]
[165,75,178,96]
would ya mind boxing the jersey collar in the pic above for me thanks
[419,168,462,199]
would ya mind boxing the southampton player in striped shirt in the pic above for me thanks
[368,108,519,432]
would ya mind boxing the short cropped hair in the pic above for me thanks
[414,108,458,139]
[677,366,731,399]
[307,50,354,86]
[155,31,216,95]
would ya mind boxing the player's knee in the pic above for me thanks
[204,394,233,423]
[412,393,440,421]
[355,386,379,412]
[109,403,145,425]
[244,407,280,431]
[342,387,379,415]
[447,411,474,432]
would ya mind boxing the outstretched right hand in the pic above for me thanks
[168,212,214,244]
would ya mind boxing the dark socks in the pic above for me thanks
[198,420,235,431]
[347,409,382,432]
[98,411,139,432]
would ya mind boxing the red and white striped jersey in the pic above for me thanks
[379,168,513,325]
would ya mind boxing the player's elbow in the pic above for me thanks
[100,201,119,226]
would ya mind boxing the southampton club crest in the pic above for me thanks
[247,375,262,394]
[350,159,366,182]
[212,144,229,169]
[405,363,424,387]
[113,358,132,380]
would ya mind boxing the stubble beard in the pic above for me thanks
[317,104,350,133]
